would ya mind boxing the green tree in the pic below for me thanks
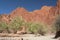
[8,16,25,34]
[0,21,8,33]
[26,22,48,35]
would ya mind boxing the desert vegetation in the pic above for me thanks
[0,16,57,36]
[26,22,48,35]
[0,16,25,34]
[0,15,58,35]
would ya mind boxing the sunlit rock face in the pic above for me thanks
[56,0,60,14]
[0,0,60,34]
[8,6,56,25]
[0,0,60,25]
[0,7,57,25]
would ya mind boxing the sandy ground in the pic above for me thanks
[0,34,59,40]
[20,34,59,40]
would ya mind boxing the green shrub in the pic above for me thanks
[0,21,8,33]
[8,16,25,33]
[26,22,48,35]
[0,16,26,33]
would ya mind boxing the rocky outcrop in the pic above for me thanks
[0,7,57,25]
[7,6,57,25]
[0,0,60,34]
[0,0,60,25]
[56,0,60,14]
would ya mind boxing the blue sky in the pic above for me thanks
[0,0,57,14]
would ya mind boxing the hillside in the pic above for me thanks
[0,0,60,25]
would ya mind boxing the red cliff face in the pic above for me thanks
[31,6,57,24]
[0,0,60,25]
[57,0,60,14]
[0,7,57,25]
[9,7,28,18]
[7,6,57,25]
[0,14,10,23]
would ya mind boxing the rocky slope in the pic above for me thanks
[0,0,60,25]
[0,7,56,25]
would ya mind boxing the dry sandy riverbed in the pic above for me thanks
[0,34,59,40]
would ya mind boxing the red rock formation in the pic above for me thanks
[0,14,9,23]
[56,0,60,14]
[6,6,56,25]
[0,0,60,34]
[0,7,57,25]
[0,0,60,25]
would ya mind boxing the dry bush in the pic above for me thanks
[26,22,49,35]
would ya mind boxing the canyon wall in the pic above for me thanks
[0,0,60,25]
